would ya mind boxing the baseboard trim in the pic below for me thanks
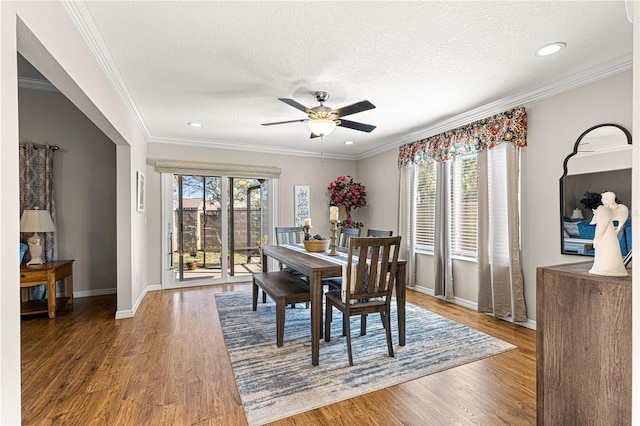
[115,284,162,319]
[72,288,117,298]
[409,285,536,330]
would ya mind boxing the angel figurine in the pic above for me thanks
[589,191,628,277]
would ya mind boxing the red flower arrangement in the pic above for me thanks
[327,175,366,229]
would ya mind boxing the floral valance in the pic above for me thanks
[398,107,527,168]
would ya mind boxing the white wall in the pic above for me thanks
[146,143,357,286]
[1,2,148,422]
[18,88,117,296]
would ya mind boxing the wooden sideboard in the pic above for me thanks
[536,262,631,425]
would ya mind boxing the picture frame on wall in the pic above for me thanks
[137,171,145,212]
[294,185,310,227]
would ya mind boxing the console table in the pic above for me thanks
[20,260,74,318]
[537,262,631,425]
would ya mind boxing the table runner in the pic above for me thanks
[283,244,380,302]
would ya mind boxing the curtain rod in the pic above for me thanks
[19,143,59,151]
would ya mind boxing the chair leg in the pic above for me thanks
[325,300,332,342]
[342,312,347,336]
[384,308,394,358]
[276,299,285,347]
[252,279,259,311]
[380,312,386,329]
[345,314,353,366]
[360,314,367,336]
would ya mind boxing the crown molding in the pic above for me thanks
[18,77,58,93]
[358,55,632,161]
[62,1,152,140]
[148,135,357,161]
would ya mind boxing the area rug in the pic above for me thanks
[216,291,516,425]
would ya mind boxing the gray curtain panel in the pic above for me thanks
[477,144,527,322]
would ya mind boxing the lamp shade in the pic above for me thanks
[308,119,336,137]
[20,207,55,233]
[570,208,584,220]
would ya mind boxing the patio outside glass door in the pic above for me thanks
[172,174,264,283]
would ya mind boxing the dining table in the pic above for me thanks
[260,244,407,366]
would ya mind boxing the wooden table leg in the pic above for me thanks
[311,270,322,366]
[47,271,56,319]
[67,273,74,305]
[396,264,406,346]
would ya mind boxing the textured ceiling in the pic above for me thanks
[62,1,632,159]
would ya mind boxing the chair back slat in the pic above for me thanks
[345,236,401,303]
[337,227,361,248]
[275,227,305,245]
[366,229,393,237]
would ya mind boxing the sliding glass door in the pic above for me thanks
[164,174,267,287]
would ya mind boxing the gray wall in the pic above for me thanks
[18,88,117,296]
[357,69,633,323]
[146,145,358,286]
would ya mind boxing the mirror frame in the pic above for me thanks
[559,123,632,256]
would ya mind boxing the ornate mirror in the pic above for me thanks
[560,123,632,256]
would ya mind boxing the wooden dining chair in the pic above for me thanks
[271,226,307,306]
[324,236,401,366]
[366,229,393,237]
[337,227,361,248]
[275,226,306,245]
[323,228,363,292]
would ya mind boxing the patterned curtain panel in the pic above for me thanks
[20,143,56,299]
[398,107,527,167]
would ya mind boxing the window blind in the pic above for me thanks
[450,153,478,257]
[415,162,437,250]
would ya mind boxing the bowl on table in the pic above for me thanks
[303,239,330,252]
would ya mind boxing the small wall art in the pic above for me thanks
[294,185,310,227]
[137,171,145,212]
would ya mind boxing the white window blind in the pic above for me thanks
[488,144,509,260]
[450,153,478,257]
[415,162,437,250]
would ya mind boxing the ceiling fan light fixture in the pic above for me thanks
[308,119,336,137]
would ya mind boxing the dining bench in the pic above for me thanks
[252,270,311,347]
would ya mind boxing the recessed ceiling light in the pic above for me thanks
[188,122,203,128]
[535,42,566,57]
[344,141,354,145]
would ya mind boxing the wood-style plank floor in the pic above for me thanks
[21,283,536,425]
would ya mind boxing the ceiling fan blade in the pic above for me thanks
[338,119,376,133]
[310,132,320,139]
[261,119,307,126]
[279,98,312,114]
[332,100,375,117]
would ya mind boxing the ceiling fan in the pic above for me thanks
[261,91,376,138]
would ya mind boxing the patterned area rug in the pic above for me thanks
[216,291,516,425]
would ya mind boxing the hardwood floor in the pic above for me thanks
[21,284,536,425]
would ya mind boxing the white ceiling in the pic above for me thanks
[58,1,633,160]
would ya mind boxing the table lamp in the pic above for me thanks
[571,208,584,221]
[20,206,55,265]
